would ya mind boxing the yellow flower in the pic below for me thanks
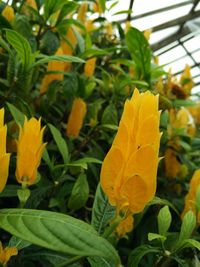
[93,0,103,14]
[0,242,18,266]
[143,29,152,41]
[40,47,65,94]
[84,57,97,77]
[101,88,161,218]
[116,214,134,237]
[77,2,88,22]
[61,27,77,71]
[180,64,193,92]
[169,108,196,137]
[15,117,46,185]
[164,148,181,179]
[182,170,200,223]
[2,6,14,22]
[66,98,87,138]
[0,108,10,193]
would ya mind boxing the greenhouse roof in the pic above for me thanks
[107,0,200,94]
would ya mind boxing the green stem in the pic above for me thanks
[102,216,123,239]
[56,255,84,267]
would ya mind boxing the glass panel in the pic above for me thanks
[158,46,187,65]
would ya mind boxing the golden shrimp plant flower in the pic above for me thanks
[100,89,161,220]
[0,108,10,193]
[0,242,18,266]
[66,98,87,138]
[182,170,200,223]
[15,117,47,185]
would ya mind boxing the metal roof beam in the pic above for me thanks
[152,10,200,32]
[117,1,193,23]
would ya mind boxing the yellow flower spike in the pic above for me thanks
[2,5,14,23]
[0,242,18,266]
[15,117,47,185]
[180,64,194,92]
[164,148,181,179]
[66,98,87,138]
[116,214,134,237]
[182,170,200,222]
[143,29,152,41]
[100,88,161,220]
[77,2,88,22]
[0,108,11,193]
[40,47,65,94]
[84,57,97,77]
[125,21,132,33]
[93,0,103,14]
[61,27,77,71]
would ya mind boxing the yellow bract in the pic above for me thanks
[66,98,87,138]
[77,2,88,22]
[15,117,46,185]
[0,108,10,193]
[116,214,134,237]
[100,88,161,223]
[40,47,65,94]
[84,57,97,77]
[182,170,200,223]
[0,242,18,266]
[2,5,14,22]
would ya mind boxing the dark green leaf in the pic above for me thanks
[6,29,34,67]
[128,245,161,267]
[6,102,25,125]
[48,123,69,164]
[126,27,151,80]
[68,173,89,210]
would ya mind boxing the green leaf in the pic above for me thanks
[148,233,166,242]
[48,123,69,164]
[176,211,196,249]
[101,104,118,125]
[128,245,161,267]
[99,0,106,12]
[158,206,172,237]
[149,197,179,214]
[0,36,12,53]
[173,99,195,108]
[9,236,31,250]
[67,157,102,170]
[195,185,200,212]
[6,102,25,126]
[56,2,78,25]
[91,184,116,234]
[68,173,89,210]
[0,209,120,265]
[178,239,200,251]
[0,185,20,198]
[44,0,66,19]
[126,27,151,80]
[6,29,34,68]
[13,14,32,38]
[32,54,85,68]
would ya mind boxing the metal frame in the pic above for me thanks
[125,0,200,87]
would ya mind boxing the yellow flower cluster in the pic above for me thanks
[100,88,161,235]
[0,109,10,193]
[66,98,87,138]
